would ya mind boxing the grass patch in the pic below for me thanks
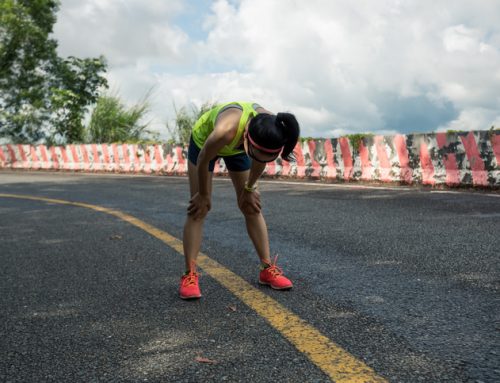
[343,133,374,151]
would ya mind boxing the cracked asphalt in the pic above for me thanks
[0,170,499,382]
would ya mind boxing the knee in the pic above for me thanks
[238,202,259,217]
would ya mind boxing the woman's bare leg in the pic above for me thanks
[183,160,213,271]
[228,170,271,264]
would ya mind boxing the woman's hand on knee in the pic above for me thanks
[188,192,211,219]
[238,190,261,215]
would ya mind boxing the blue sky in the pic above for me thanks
[53,0,500,139]
[173,0,213,42]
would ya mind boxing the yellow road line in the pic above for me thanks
[0,193,387,383]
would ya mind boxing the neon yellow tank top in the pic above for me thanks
[191,101,260,156]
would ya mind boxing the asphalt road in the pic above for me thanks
[1,170,499,383]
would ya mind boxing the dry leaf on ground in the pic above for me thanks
[195,356,218,364]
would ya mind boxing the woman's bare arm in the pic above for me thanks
[197,109,240,195]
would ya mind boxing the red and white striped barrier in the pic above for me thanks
[0,143,187,175]
[1,130,499,188]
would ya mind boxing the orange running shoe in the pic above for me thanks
[179,269,201,299]
[259,256,293,290]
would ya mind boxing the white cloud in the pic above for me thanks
[443,25,481,53]
[437,107,500,132]
[53,0,188,65]
[52,0,500,138]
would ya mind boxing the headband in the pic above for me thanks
[246,130,283,154]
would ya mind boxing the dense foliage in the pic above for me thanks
[0,0,107,143]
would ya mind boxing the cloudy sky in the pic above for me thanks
[53,0,500,139]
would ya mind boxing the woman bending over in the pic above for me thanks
[180,101,300,299]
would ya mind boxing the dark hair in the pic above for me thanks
[248,112,300,161]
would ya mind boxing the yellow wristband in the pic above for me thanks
[244,182,257,192]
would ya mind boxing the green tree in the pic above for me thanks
[0,0,59,142]
[86,92,157,143]
[50,56,108,143]
[0,0,108,144]
[166,101,216,145]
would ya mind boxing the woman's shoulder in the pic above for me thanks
[215,106,243,128]
[211,107,242,145]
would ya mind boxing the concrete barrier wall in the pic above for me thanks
[1,130,499,188]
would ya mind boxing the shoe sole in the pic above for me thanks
[259,280,293,290]
[180,294,202,300]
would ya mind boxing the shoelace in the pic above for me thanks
[265,255,283,277]
[183,261,199,286]
[182,271,198,286]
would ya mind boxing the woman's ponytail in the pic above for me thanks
[275,112,300,162]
